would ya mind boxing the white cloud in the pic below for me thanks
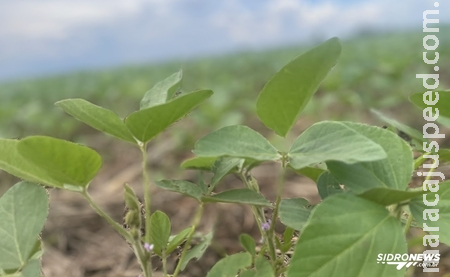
[0,0,447,80]
[0,0,175,40]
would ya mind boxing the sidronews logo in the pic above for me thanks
[377,253,440,270]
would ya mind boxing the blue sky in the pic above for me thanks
[0,0,447,82]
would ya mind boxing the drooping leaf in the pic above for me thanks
[279,198,312,231]
[17,136,102,189]
[256,37,342,137]
[149,211,171,254]
[287,194,407,277]
[155,180,203,201]
[409,181,450,245]
[125,89,213,143]
[180,231,213,270]
[290,166,326,183]
[317,171,343,200]
[239,234,256,256]
[167,227,192,255]
[210,158,243,192]
[289,121,387,170]
[327,122,413,193]
[140,70,183,109]
[206,252,252,277]
[358,188,426,206]
[0,139,62,187]
[410,90,450,119]
[193,125,281,161]
[55,98,136,143]
[181,156,218,171]
[0,182,49,270]
[201,189,271,207]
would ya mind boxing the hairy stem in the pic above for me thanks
[132,239,151,277]
[140,143,152,243]
[268,161,288,274]
[140,143,154,276]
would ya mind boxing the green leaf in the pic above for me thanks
[287,194,407,277]
[155,180,203,201]
[201,189,271,207]
[288,121,387,170]
[181,231,213,270]
[358,188,426,206]
[126,89,213,143]
[0,182,49,270]
[410,90,450,119]
[210,158,243,192]
[181,156,218,171]
[149,211,171,253]
[17,136,102,188]
[279,198,312,231]
[167,227,192,255]
[290,166,326,183]
[140,70,183,109]
[20,259,41,277]
[409,181,450,245]
[55,98,136,143]
[327,122,413,193]
[193,125,281,161]
[239,234,256,256]
[256,37,341,137]
[371,109,427,147]
[0,139,62,187]
[206,252,252,277]
[240,256,274,277]
[316,172,343,200]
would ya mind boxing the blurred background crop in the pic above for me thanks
[0,0,449,140]
[1,0,449,276]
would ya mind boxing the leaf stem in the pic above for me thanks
[413,152,431,169]
[81,190,131,242]
[173,203,204,277]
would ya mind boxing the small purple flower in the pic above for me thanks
[144,242,154,252]
[262,219,272,231]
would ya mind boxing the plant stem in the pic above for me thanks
[140,142,154,276]
[162,250,168,277]
[140,143,152,243]
[268,161,288,273]
[132,239,151,277]
[413,152,431,170]
[81,190,132,242]
[173,203,204,277]
[81,187,153,277]
[403,212,414,236]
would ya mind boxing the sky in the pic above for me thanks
[0,0,447,82]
